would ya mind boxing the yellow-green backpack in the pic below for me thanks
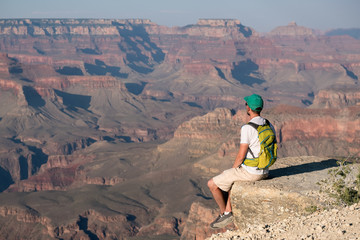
[243,119,277,169]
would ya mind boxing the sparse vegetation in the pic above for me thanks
[319,157,360,206]
[305,205,318,213]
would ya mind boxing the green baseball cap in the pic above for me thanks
[244,94,263,111]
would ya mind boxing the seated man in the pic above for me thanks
[207,94,276,229]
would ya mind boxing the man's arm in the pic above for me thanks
[232,143,249,168]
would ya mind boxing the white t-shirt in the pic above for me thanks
[240,116,274,175]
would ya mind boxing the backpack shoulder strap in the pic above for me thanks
[247,119,270,129]
[246,122,259,158]
[247,122,259,130]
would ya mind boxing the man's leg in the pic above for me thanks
[207,178,234,229]
[225,190,232,213]
[207,178,226,214]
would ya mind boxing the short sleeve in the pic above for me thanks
[240,125,252,144]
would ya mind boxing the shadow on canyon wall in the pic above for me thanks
[22,86,46,108]
[77,216,100,240]
[54,90,91,110]
[56,66,84,76]
[114,22,165,74]
[231,59,266,87]
[84,59,128,78]
[125,82,147,95]
[0,167,13,192]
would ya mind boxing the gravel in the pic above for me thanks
[207,202,360,240]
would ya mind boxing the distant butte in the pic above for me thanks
[269,21,316,36]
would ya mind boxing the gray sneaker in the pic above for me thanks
[210,212,233,229]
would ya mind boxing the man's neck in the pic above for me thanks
[249,113,260,120]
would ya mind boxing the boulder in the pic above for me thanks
[230,156,338,230]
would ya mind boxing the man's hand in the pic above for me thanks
[232,143,249,168]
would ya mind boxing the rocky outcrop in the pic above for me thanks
[197,19,241,27]
[180,202,236,240]
[6,165,79,192]
[269,22,315,36]
[145,18,254,39]
[69,209,139,239]
[44,137,96,155]
[207,159,360,240]
[83,176,124,185]
[311,87,360,108]
[158,108,242,161]
[231,156,329,230]
[0,206,54,238]
[45,155,87,168]
[0,206,139,240]
[137,216,184,238]
[181,19,253,39]
[0,138,49,185]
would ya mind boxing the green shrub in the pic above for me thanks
[320,158,360,206]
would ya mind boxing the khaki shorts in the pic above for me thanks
[213,167,268,192]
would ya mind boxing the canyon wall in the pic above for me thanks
[0,19,360,239]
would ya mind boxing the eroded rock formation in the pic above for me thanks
[0,18,360,239]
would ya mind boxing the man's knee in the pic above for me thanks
[207,178,218,191]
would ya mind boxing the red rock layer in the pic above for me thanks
[171,105,360,158]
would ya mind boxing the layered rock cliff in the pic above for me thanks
[0,18,360,239]
[1,18,359,110]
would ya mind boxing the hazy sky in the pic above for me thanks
[0,0,359,32]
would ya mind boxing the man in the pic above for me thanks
[207,94,275,229]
